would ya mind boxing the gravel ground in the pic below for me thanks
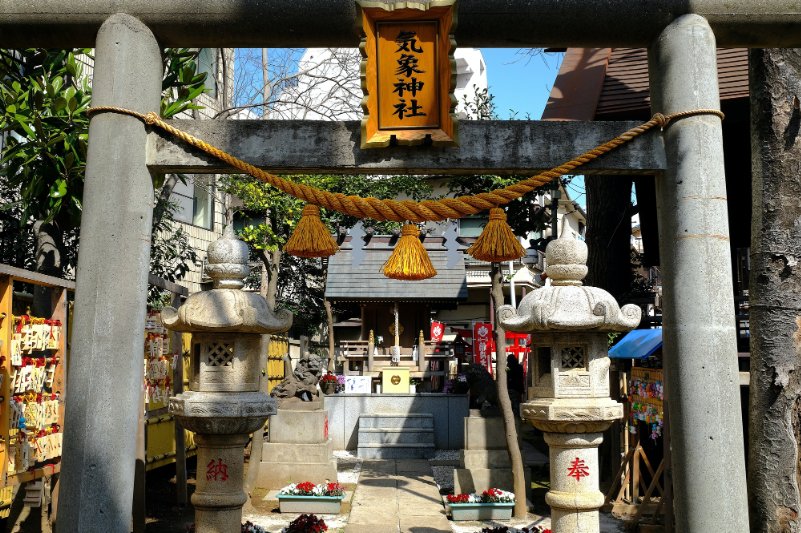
[432,464,455,492]
[242,511,349,533]
[434,449,460,461]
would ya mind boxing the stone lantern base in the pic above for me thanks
[521,398,621,533]
[544,432,606,533]
[171,391,277,533]
[258,406,337,490]
[192,434,250,532]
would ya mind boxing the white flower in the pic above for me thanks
[278,483,298,495]
[312,484,325,496]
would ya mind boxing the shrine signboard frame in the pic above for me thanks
[357,0,459,148]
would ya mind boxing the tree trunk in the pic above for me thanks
[243,248,281,501]
[323,258,335,372]
[748,47,801,533]
[584,176,633,299]
[265,248,280,306]
[32,220,65,317]
[490,263,527,518]
[152,174,182,227]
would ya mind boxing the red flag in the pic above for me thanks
[430,321,445,342]
[473,322,494,376]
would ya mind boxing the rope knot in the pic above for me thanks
[652,113,669,129]
[488,207,506,221]
[144,111,159,125]
[301,204,321,217]
[401,225,419,237]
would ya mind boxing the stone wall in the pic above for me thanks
[324,393,469,450]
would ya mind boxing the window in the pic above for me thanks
[459,216,489,238]
[171,177,215,230]
[197,48,218,98]
[233,212,266,231]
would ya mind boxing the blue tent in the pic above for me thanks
[608,329,662,359]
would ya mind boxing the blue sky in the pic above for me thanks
[480,49,588,208]
[479,49,562,120]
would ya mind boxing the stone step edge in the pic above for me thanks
[359,413,433,418]
[358,443,436,448]
[358,428,434,433]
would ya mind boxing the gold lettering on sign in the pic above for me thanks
[377,22,439,130]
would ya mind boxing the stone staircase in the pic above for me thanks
[357,413,435,459]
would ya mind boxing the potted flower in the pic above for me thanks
[319,374,339,395]
[409,378,423,393]
[277,482,345,514]
[445,488,515,521]
[282,514,328,533]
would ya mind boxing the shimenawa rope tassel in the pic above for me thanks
[467,208,527,262]
[86,106,723,223]
[283,204,339,258]
[382,225,437,281]
[85,106,724,277]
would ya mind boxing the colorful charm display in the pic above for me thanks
[8,316,63,472]
[628,368,664,441]
[144,310,174,406]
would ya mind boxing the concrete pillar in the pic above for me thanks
[58,13,161,533]
[648,14,749,531]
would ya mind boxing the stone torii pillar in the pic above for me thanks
[58,13,162,533]
[648,14,749,531]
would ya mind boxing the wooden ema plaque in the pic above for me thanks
[357,0,459,148]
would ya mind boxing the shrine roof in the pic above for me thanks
[542,47,748,121]
[325,239,468,302]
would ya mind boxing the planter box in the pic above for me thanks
[448,502,514,521]
[277,495,343,514]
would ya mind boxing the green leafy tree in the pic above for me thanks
[0,48,207,306]
[220,173,433,334]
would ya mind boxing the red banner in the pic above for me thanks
[473,323,494,376]
[505,331,530,394]
[431,321,445,342]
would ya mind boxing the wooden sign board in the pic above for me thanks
[357,0,459,148]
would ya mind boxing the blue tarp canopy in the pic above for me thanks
[608,329,662,359]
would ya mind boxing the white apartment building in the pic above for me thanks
[270,47,488,120]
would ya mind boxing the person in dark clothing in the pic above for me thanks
[506,354,526,415]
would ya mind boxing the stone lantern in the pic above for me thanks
[164,226,293,533]
[497,235,640,533]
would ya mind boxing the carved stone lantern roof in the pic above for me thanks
[498,236,641,332]
[162,226,292,333]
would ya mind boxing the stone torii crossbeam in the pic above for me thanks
[1,2,796,532]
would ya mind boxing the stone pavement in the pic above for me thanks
[345,459,451,533]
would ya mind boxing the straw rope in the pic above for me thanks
[87,106,724,223]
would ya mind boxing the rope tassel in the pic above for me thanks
[283,204,339,258]
[467,208,527,262]
[383,225,437,281]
